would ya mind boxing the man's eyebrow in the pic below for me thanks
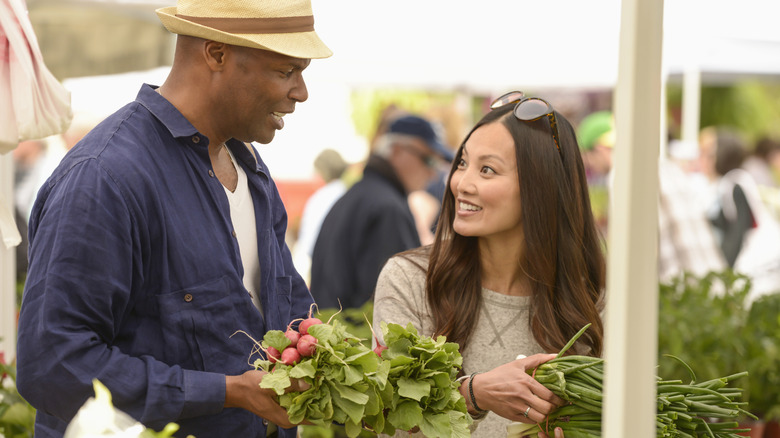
[286,58,311,70]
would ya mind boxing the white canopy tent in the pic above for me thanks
[44,0,780,179]
[1,3,779,435]
[17,0,780,178]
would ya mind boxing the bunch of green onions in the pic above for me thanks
[507,325,756,438]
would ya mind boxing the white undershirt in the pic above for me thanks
[223,148,262,312]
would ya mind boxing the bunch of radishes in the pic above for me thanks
[251,316,470,438]
[266,315,323,366]
[263,305,389,367]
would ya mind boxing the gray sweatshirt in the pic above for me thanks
[373,254,544,437]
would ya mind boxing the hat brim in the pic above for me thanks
[156,7,333,59]
[430,141,454,162]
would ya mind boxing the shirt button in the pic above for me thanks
[208,169,215,177]
[192,136,200,144]
[184,293,193,302]
[262,419,268,426]
[232,230,237,238]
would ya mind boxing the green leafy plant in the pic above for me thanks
[315,301,374,348]
[657,271,752,384]
[380,322,470,438]
[743,293,780,421]
[298,302,376,438]
[658,270,780,423]
[254,317,470,438]
[0,359,36,438]
[256,318,389,437]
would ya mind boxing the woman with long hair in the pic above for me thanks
[373,92,606,437]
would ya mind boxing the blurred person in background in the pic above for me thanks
[743,136,780,225]
[576,113,725,283]
[657,156,727,282]
[374,105,454,246]
[409,177,445,245]
[293,148,349,285]
[373,92,604,438]
[15,0,332,436]
[699,127,753,266]
[410,141,453,246]
[576,110,615,236]
[310,114,452,310]
[576,110,615,187]
[699,127,780,300]
[742,136,780,188]
[369,103,408,153]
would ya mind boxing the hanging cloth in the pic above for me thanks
[0,0,73,248]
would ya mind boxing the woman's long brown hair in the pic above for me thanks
[425,103,606,356]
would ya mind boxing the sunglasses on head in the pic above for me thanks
[490,91,562,159]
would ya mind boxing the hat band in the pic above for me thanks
[175,14,315,34]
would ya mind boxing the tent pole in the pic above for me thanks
[681,66,702,147]
[1,153,17,362]
[604,0,664,437]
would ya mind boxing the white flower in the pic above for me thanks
[1,376,14,390]
[63,380,146,438]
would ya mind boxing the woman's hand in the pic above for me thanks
[537,427,564,438]
[464,353,565,423]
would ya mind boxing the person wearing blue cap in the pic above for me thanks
[310,114,453,310]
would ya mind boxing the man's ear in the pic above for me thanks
[387,143,402,160]
[203,40,229,71]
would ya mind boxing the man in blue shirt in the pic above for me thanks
[15,0,331,437]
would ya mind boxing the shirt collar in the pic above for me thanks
[137,83,197,139]
[137,83,267,176]
[364,154,407,195]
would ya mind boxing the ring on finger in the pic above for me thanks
[523,406,531,418]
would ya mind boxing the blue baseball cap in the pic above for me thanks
[388,115,454,162]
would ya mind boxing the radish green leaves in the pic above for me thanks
[253,320,471,438]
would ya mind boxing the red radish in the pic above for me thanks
[362,314,387,358]
[297,334,318,356]
[299,317,322,335]
[284,328,300,347]
[281,346,301,365]
[267,346,281,363]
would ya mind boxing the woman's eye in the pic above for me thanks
[456,158,467,168]
[480,166,496,175]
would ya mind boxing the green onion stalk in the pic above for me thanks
[506,325,756,438]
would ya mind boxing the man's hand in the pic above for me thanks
[224,369,309,428]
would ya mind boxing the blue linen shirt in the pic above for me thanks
[16,84,313,438]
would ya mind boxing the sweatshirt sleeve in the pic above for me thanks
[372,255,430,346]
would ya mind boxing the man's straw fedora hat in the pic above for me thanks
[156,0,332,59]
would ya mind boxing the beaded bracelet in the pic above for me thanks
[468,372,488,413]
